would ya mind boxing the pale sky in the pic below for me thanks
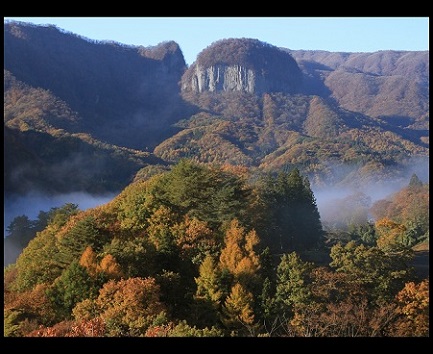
[4,17,429,66]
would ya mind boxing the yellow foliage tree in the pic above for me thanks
[392,279,429,336]
[98,254,123,280]
[195,255,223,304]
[146,206,177,254]
[79,246,123,279]
[222,282,256,336]
[171,216,215,263]
[72,298,100,322]
[375,218,407,250]
[4,283,57,336]
[192,254,224,327]
[219,220,244,274]
[219,219,260,283]
[79,246,98,276]
[95,277,166,336]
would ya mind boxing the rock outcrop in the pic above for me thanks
[181,38,302,95]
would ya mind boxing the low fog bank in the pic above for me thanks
[4,191,117,267]
[4,237,23,267]
[313,164,429,229]
[4,191,117,237]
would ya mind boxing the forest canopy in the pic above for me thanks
[4,160,429,337]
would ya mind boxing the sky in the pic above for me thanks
[4,17,429,66]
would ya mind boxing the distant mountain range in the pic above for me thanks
[4,21,429,197]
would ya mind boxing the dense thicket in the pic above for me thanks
[4,160,428,337]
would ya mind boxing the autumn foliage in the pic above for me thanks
[4,160,429,337]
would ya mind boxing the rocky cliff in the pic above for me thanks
[181,38,303,95]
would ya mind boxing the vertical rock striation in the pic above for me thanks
[181,38,303,95]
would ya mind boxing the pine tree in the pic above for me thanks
[275,252,314,314]
[47,261,99,320]
[222,283,256,335]
[192,254,223,328]
[58,215,105,265]
[408,173,423,188]
[6,215,36,248]
[149,159,251,228]
[286,168,323,250]
[258,168,323,253]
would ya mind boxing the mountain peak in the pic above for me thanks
[181,38,302,95]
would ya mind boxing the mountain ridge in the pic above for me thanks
[4,21,429,197]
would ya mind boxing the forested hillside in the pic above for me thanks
[4,22,429,197]
[4,21,189,150]
[4,21,429,337]
[4,21,192,195]
[4,160,429,337]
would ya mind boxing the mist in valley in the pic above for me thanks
[4,191,117,236]
[3,156,428,267]
[312,157,429,230]
[4,191,117,266]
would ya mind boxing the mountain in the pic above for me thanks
[165,39,429,187]
[4,21,191,150]
[4,21,429,198]
[289,49,429,129]
[181,38,302,94]
[3,23,429,337]
[4,21,192,195]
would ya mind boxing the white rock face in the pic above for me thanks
[185,64,266,94]
[183,63,299,95]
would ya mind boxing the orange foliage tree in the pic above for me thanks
[94,277,166,336]
[219,219,261,287]
[392,279,429,336]
[375,218,408,250]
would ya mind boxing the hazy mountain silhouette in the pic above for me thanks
[4,21,429,196]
